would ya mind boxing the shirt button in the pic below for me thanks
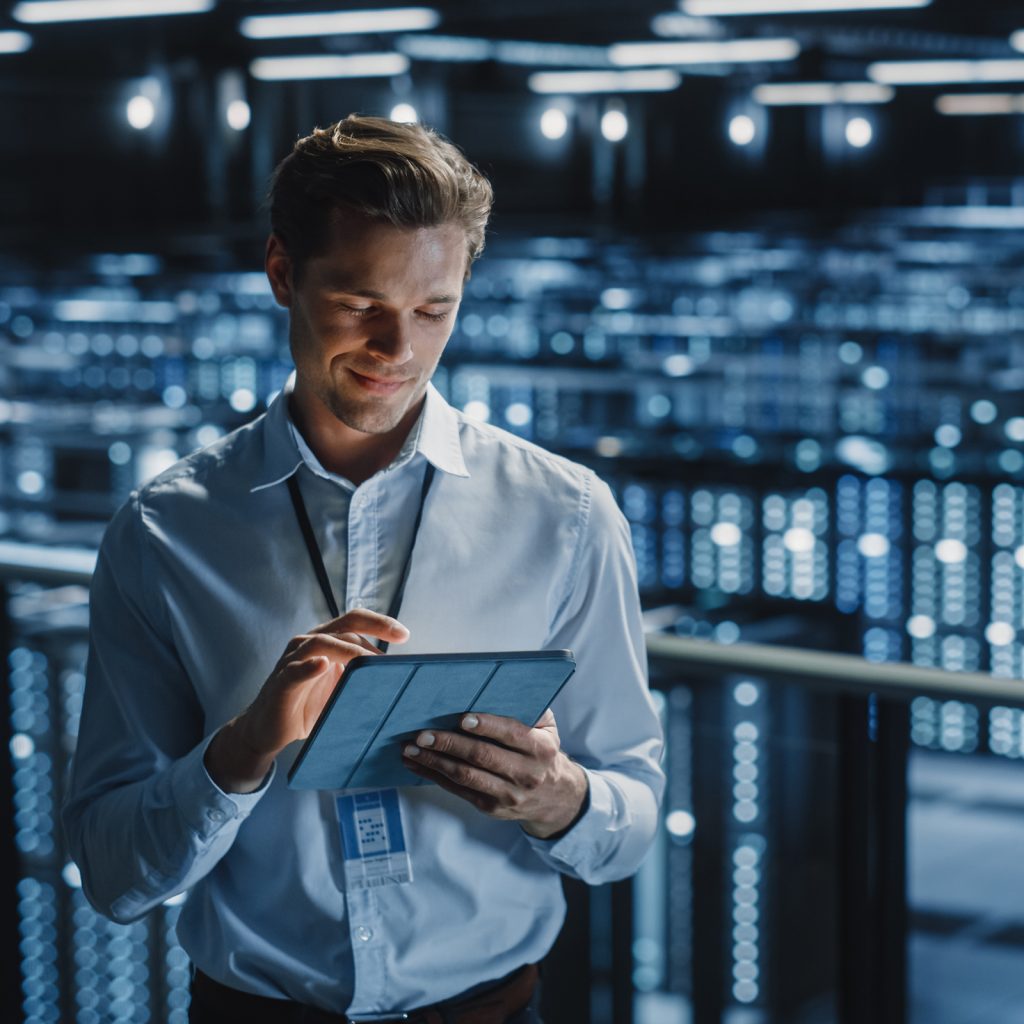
[354,925,374,943]
[207,808,226,823]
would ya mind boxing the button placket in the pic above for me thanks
[346,485,379,613]
[346,888,385,1009]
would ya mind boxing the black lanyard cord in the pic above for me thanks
[287,462,436,653]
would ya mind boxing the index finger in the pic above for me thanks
[310,608,409,643]
[459,712,536,752]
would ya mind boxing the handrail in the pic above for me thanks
[0,542,96,587]
[647,632,1024,705]
[3,540,1023,706]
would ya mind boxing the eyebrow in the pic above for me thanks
[325,285,460,305]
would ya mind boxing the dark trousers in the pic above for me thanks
[187,971,544,1024]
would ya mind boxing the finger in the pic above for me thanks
[337,632,382,655]
[311,609,410,644]
[535,708,556,728]
[403,759,496,813]
[284,635,376,675]
[402,744,507,799]
[459,713,537,753]
[413,730,528,785]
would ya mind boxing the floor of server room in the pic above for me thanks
[908,750,1024,1024]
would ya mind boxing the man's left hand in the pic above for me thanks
[401,710,588,840]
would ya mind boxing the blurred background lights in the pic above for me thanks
[711,521,743,546]
[728,113,757,146]
[783,526,816,553]
[228,388,256,413]
[907,614,937,639]
[857,532,890,558]
[463,400,490,422]
[601,108,629,142]
[1004,417,1024,442]
[126,94,156,130]
[970,399,997,424]
[665,809,696,838]
[540,106,569,139]
[17,470,44,495]
[663,353,695,377]
[845,116,874,148]
[861,365,889,389]
[390,102,418,123]
[934,424,962,447]
[734,681,760,706]
[935,538,968,564]
[505,402,532,427]
[226,99,251,131]
[985,622,1015,647]
[1015,544,1024,570]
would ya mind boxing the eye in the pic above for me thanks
[339,304,373,317]
[417,310,450,323]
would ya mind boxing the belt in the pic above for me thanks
[190,963,539,1024]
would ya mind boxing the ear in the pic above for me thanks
[265,234,293,308]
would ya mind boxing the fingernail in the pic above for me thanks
[418,732,435,748]
[404,744,420,758]
[462,715,479,730]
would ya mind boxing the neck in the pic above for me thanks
[288,387,425,486]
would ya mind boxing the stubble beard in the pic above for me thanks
[319,367,423,436]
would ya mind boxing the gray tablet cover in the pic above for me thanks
[287,649,576,791]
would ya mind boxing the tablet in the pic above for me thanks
[287,649,576,791]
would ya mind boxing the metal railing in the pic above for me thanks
[4,542,1024,1024]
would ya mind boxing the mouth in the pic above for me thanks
[347,369,411,395]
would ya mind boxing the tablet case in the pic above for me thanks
[287,649,576,791]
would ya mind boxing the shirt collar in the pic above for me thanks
[250,374,468,494]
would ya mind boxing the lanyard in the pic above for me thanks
[286,462,436,653]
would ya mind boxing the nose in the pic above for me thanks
[365,313,414,366]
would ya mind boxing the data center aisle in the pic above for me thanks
[908,750,1024,1024]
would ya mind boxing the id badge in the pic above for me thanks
[335,789,413,891]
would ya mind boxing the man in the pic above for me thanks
[64,115,664,1024]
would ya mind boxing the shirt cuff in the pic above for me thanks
[523,767,626,869]
[168,733,276,841]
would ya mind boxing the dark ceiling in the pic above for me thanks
[2,0,1024,261]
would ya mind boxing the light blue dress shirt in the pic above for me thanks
[63,378,666,1016]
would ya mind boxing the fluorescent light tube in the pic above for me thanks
[610,38,799,66]
[14,0,213,23]
[869,59,1024,84]
[683,0,930,13]
[754,81,894,104]
[935,93,1024,115]
[0,31,32,52]
[395,34,493,61]
[651,13,721,37]
[249,54,409,81]
[239,7,439,40]
[528,69,682,94]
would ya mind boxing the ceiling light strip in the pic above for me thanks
[683,0,930,14]
[935,93,1024,115]
[610,38,799,66]
[249,53,409,81]
[14,0,213,23]
[528,69,682,94]
[869,59,1024,85]
[239,7,439,40]
[754,81,894,104]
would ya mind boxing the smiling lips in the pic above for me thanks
[347,368,410,394]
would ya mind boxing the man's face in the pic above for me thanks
[266,212,467,436]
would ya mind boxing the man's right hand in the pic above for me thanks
[204,609,409,794]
